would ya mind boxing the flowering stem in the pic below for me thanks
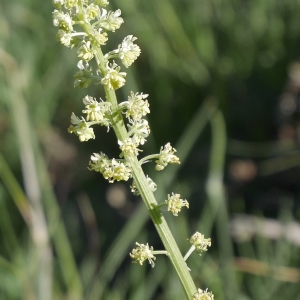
[88,41,197,300]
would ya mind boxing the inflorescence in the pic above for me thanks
[52,1,213,298]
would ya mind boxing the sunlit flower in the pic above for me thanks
[118,138,141,157]
[82,95,111,127]
[120,91,150,120]
[68,113,95,142]
[166,193,189,216]
[130,242,156,268]
[189,232,211,254]
[127,119,150,145]
[97,9,123,32]
[101,61,126,90]
[193,288,214,300]
[155,143,180,171]
[77,41,94,61]
[117,35,141,67]
[52,10,73,32]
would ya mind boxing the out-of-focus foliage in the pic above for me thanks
[1,0,300,299]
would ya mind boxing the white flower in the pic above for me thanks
[193,289,214,300]
[84,4,100,21]
[129,242,156,268]
[97,9,123,32]
[189,232,211,254]
[166,193,189,216]
[82,95,111,127]
[52,10,73,32]
[121,91,150,120]
[127,119,150,145]
[117,35,141,67]
[68,113,95,142]
[77,41,94,61]
[101,61,126,90]
[118,138,141,157]
[155,143,180,171]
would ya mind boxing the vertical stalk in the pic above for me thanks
[86,35,197,300]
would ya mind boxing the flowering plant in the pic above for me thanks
[52,0,213,298]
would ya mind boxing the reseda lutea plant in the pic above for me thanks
[52,0,214,299]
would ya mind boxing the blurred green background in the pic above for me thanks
[1,0,300,299]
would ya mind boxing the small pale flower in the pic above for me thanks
[97,9,124,32]
[189,232,211,254]
[89,152,110,173]
[64,0,77,9]
[90,28,108,46]
[192,289,214,300]
[89,155,131,183]
[110,159,132,182]
[74,60,93,88]
[84,4,100,21]
[122,91,150,120]
[56,30,73,47]
[82,95,111,126]
[155,143,180,171]
[52,10,73,32]
[68,113,95,142]
[130,175,157,196]
[77,41,94,61]
[101,61,126,90]
[166,193,189,216]
[118,138,141,157]
[117,35,141,67]
[127,119,150,145]
[129,242,156,268]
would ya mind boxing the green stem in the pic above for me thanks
[81,24,197,299]
[139,154,159,165]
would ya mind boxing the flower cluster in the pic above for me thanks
[155,143,180,171]
[53,0,214,298]
[166,193,189,216]
[127,119,150,145]
[118,138,142,158]
[189,232,212,255]
[192,289,214,300]
[82,95,111,124]
[68,113,95,142]
[68,95,111,141]
[89,152,132,183]
[129,242,156,268]
[52,0,141,90]
[101,61,126,90]
[121,91,150,120]
[105,35,141,68]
